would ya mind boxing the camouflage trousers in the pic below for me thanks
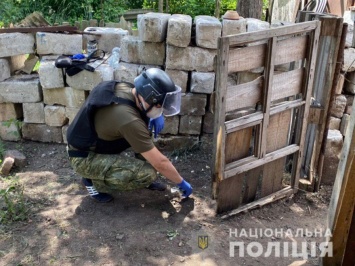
[68,151,157,192]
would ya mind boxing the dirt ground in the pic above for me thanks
[0,137,332,266]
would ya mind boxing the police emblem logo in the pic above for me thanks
[198,236,209,250]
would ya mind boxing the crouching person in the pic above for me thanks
[66,68,192,202]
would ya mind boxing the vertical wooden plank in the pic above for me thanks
[292,21,321,191]
[342,209,355,265]
[261,110,292,197]
[212,37,229,200]
[242,167,262,203]
[225,128,252,164]
[216,174,244,213]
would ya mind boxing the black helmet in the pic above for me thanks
[134,68,176,106]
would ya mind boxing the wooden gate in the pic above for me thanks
[212,21,321,217]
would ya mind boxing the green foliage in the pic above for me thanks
[0,140,4,165]
[0,177,29,224]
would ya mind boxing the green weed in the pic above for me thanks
[0,177,30,225]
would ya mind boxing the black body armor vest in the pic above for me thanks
[66,80,148,154]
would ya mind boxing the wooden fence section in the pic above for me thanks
[212,21,321,217]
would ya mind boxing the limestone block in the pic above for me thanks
[180,93,207,116]
[165,69,188,93]
[0,59,10,82]
[328,116,341,130]
[222,18,247,36]
[22,123,63,143]
[340,113,350,136]
[246,18,270,32]
[167,14,192,48]
[330,95,347,118]
[203,112,215,134]
[179,115,202,135]
[39,59,64,89]
[62,125,68,144]
[190,71,215,94]
[155,135,199,151]
[344,71,355,94]
[0,103,23,121]
[66,64,114,91]
[161,116,179,135]
[321,130,343,185]
[44,105,68,127]
[0,157,14,176]
[0,33,35,57]
[36,32,82,55]
[166,45,217,72]
[8,55,27,74]
[113,62,139,83]
[43,87,86,108]
[4,150,27,168]
[195,16,221,49]
[0,74,42,103]
[343,48,355,72]
[65,107,80,124]
[120,36,165,65]
[0,121,22,141]
[138,13,171,42]
[83,27,129,53]
[335,73,345,95]
[23,102,45,123]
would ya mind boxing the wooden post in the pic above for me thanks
[322,100,355,265]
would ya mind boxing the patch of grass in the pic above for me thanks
[0,177,30,225]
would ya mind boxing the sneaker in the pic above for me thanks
[146,181,167,191]
[82,178,113,203]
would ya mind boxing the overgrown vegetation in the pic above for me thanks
[0,177,29,225]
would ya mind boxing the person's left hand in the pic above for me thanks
[149,115,165,138]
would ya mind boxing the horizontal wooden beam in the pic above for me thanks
[0,26,78,34]
[224,144,299,178]
[221,186,293,219]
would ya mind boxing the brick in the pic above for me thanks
[322,130,343,185]
[8,54,27,74]
[330,95,347,118]
[246,18,270,32]
[195,16,222,49]
[113,62,139,83]
[83,27,129,53]
[166,45,216,72]
[0,103,22,121]
[0,59,11,81]
[120,36,165,65]
[0,74,42,103]
[138,13,171,42]
[22,123,63,143]
[65,107,80,124]
[167,14,192,48]
[161,116,179,135]
[0,121,22,141]
[0,33,35,57]
[39,59,64,89]
[179,115,202,135]
[222,17,247,36]
[23,102,45,123]
[190,71,215,94]
[44,105,68,126]
[0,157,14,176]
[66,64,114,91]
[36,32,82,55]
[165,69,188,93]
[328,116,341,130]
[43,87,86,108]
[180,93,207,115]
[4,150,27,168]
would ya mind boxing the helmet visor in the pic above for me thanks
[162,85,182,116]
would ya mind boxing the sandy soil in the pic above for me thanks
[0,138,332,266]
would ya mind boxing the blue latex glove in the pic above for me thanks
[178,179,193,198]
[71,54,86,60]
[149,115,165,138]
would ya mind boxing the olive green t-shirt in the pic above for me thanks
[94,83,154,154]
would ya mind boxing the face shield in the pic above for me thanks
[161,85,182,116]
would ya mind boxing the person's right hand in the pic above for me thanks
[178,179,193,197]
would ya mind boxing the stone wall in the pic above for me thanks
[0,12,269,150]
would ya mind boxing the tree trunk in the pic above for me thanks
[236,0,263,19]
